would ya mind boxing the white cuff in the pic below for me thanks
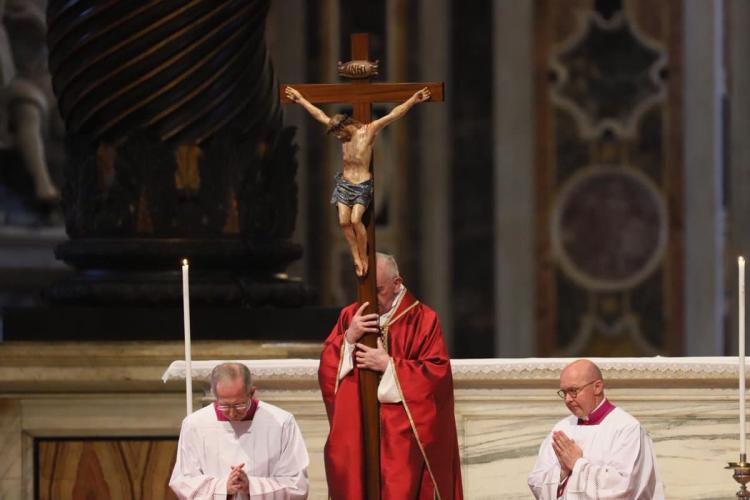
[338,339,355,381]
[377,358,402,403]
[566,457,589,494]
[214,476,228,495]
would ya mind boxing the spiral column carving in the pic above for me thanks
[45,0,307,306]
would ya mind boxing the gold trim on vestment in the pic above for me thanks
[387,300,442,500]
[334,337,346,394]
[392,357,442,500]
[381,298,419,352]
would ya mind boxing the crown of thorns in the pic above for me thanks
[326,114,356,134]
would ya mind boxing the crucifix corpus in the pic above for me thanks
[280,33,443,498]
[285,83,429,278]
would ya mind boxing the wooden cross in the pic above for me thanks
[280,33,443,499]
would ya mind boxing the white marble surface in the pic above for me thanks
[454,388,740,499]
[163,357,748,499]
[163,356,744,383]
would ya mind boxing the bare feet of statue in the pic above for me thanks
[354,254,367,277]
[359,255,368,277]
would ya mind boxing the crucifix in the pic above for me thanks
[280,33,443,499]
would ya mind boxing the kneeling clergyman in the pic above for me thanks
[528,359,664,500]
[170,363,309,499]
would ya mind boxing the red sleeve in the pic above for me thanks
[318,303,355,421]
[317,303,367,500]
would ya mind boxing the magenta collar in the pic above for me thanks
[577,399,615,426]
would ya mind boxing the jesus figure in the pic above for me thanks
[284,85,430,277]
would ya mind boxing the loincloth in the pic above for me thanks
[330,172,373,208]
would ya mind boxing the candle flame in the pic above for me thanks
[741,256,746,265]
[182,259,188,266]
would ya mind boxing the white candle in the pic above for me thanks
[182,259,193,416]
[740,256,746,457]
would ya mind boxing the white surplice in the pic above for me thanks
[528,406,664,500]
[170,401,309,499]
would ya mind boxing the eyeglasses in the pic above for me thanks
[216,401,251,413]
[557,379,598,399]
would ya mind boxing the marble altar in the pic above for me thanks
[0,343,745,499]
[163,357,745,499]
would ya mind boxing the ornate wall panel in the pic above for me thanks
[534,0,684,356]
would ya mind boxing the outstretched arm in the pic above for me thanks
[367,87,431,138]
[285,86,331,126]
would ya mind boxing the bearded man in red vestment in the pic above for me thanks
[319,252,463,499]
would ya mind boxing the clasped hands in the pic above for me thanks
[227,463,249,496]
[552,431,583,478]
[345,302,389,372]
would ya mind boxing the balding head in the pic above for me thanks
[561,359,603,383]
[375,252,403,314]
[376,252,400,279]
[210,362,252,396]
[559,359,605,418]
[210,363,256,422]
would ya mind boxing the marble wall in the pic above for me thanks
[456,388,738,499]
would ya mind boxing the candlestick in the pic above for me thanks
[728,257,749,498]
[726,459,750,499]
[741,256,746,456]
[182,258,193,415]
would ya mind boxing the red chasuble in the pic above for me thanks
[319,291,463,500]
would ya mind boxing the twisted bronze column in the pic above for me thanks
[46,0,307,306]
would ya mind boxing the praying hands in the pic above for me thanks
[227,463,249,496]
[552,430,583,473]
